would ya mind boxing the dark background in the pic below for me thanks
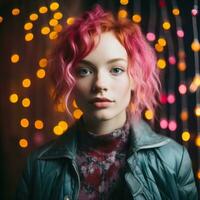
[0,0,200,199]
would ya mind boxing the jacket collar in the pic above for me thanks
[38,119,170,160]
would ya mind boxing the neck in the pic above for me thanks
[82,112,127,135]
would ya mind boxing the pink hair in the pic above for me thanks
[49,5,160,120]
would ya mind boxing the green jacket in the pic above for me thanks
[16,120,198,200]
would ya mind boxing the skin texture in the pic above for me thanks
[73,32,134,135]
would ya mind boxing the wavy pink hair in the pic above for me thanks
[49,5,160,120]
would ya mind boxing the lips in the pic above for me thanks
[89,97,114,103]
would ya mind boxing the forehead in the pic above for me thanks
[83,31,128,63]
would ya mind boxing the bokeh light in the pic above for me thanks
[158,38,167,47]
[168,120,177,131]
[36,69,46,79]
[160,119,168,129]
[194,106,200,117]
[53,12,63,20]
[180,111,188,121]
[155,43,164,52]
[178,61,186,71]
[195,136,200,147]
[177,30,184,38]
[39,58,48,68]
[41,26,50,35]
[160,93,167,104]
[172,8,180,16]
[29,13,39,21]
[22,78,31,88]
[73,109,83,119]
[157,58,166,69]
[39,6,48,14]
[49,18,58,26]
[54,24,62,32]
[144,109,154,120]
[66,17,75,25]
[34,120,44,130]
[9,93,19,103]
[72,99,78,108]
[191,40,200,52]
[24,22,33,30]
[168,56,176,65]
[53,125,64,136]
[58,121,68,132]
[197,170,200,180]
[132,14,141,23]
[191,9,198,16]
[167,94,176,104]
[12,8,20,16]
[50,2,59,11]
[162,21,171,30]
[19,138,28,148]
[181,131,190,142]
[146,32,156,42]
[0,16,3,23]
[20,118,29,128]
[178,84,187,94]
[49,31,58,40]
[118,9,128,19]
[22,97,31,108]
[25,33,34,41]
[11,54,20,63]
[120,0,129,5]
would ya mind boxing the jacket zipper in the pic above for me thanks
[72,160,80,200]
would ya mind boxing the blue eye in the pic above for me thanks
[110,67,124,75]
[77,67,92,77]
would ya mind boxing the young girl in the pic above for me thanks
[16,5,198,200]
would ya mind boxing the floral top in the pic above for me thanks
[76,119,130,200]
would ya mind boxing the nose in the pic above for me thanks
[91,70,108,93]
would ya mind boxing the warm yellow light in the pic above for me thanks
[193,74,200,86]
[19,138,28,148]
[36,69,46,79]
[58,121,68,131]
[162,21,171,30]
[39,58,48,68]
[54,24,62,32]
[34,120,44,130]
[157,58,166,69]
[11,54,20,63]
[155,43,164,52]
[118,9,128,19]
[50,2,59,11]
[20,118,29,128]
[181,131,190,142]
[24,22,33,30]
[9,93,18,103]
[191,40,200,52]
[132,14,141,23]
[41,26,50,35]
[12,8,20,16]
[172,8,180,16]
[195,136,200,147]
[197,170,200,180]
[25,33,34,41]
[178,61,186,71]
[54,102,66,112]
[66,17,75,25]
[144,110,154,120]
[22,98,31,107]
[120,0,129,5]
[53,12,63,20]
[29,13,39,21]
[72,99,78,108]
[39,6,48,14]
[180,111,188,121]
[53,125,64,135]
[0,16,3,23]
[158,38,166,47]
[22,78,31,88]
[194,106,200,117]
[49,18,58,26]
[73,109,83,119]
[49,31,58,40]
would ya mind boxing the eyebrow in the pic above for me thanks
[79,58,127,66]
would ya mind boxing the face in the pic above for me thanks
[73,32,133,123]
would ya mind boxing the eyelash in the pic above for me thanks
[76,67,125,77]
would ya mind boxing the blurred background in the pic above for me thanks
[0,0,200,199]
